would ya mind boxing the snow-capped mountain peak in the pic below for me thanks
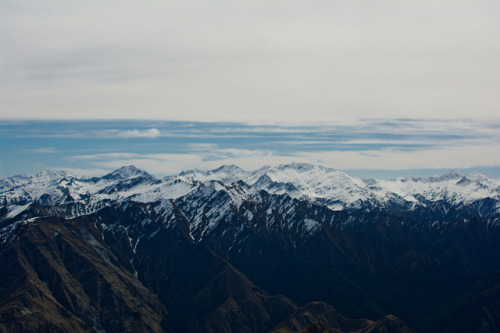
[213,164,244,173]
[247,163,368,205]
[1,164,499,221]
[34,169,74,181]
[102,165,148,180]
[173,164,250,185]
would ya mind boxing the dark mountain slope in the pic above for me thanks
[0,216,166,333]
[0,205,413,333]
[422,271,500,333]
[273,302,414,333]
[88,201,397,332]
[1,164,500,332]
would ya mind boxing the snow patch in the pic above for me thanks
[303,218,320,233]
[6,203,32,219]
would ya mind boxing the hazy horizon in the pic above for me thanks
[1,119,499,179]
[1,1,499,178]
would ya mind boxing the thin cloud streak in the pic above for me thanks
[28,147,58,153]
[117,128,160,139]
[296,144,500,171]
[1,119,498,178]
[67,143,500,177]
[2,119,499,141]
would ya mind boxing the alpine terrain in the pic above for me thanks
[1,163,500,332]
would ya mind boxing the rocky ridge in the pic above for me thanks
[1,164,500,332]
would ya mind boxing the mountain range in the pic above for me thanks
[1,163,500,332]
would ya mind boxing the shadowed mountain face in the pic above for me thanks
[1,164,500,332]
[0,216,167,333]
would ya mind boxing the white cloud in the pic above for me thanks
[71,153,138,161]
[118,128,160,139]
[29,147,57,153]
[187,144,274,162]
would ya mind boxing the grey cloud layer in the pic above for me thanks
[1,0,499,122]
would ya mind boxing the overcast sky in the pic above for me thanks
[1,0,499,123]
[1,1,499,177]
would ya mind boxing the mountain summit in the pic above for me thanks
[102,165,153,180]
[2,163,498,218]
